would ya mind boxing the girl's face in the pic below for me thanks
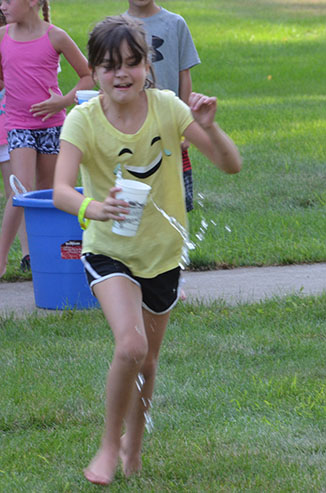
[0,0,29,23]
[94,39,149,106]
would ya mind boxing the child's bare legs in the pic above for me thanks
[0,148,36,277]
[84,276,149,485]
[0,149,56,277]
[120,308,170,477]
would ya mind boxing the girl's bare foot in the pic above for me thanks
[84,445,119,486]
[119,434,142,478]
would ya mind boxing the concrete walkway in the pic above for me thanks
[1,263,326,317]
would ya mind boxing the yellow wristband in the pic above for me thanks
[78,197,94,230]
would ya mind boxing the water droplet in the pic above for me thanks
[136,373,145,392]
[201,219,208,230]
[225,225,232,233]
[144,410,154,433]
[134,325,142,335]
[197,193,205,208]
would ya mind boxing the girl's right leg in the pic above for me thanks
[0,148,36,277]
[84,275,149,485]
[120,308,171,477]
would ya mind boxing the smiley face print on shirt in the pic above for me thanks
[117,135,171,179]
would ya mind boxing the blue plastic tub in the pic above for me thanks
[13,188,99,310]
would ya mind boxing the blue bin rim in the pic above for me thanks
[13,187,83,208]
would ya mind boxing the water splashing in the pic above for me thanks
[135,373,145,392]
[142,398,154,433]
[197,192,205,208]
[151,199,195,270]
[144,410,154,433]
[195,218,209,242]
[151,192,233,269]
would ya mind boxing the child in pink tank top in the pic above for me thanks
[0,0,94,278]
[0,11,30,272]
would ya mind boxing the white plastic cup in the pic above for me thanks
[76,90,99,104]
[112,178,151,237]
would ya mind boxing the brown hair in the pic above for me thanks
[40,0,51,23]
[87,15,155,88]
[0,10,6,27]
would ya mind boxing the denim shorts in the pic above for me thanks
[8,126,62,154]
[81,253,181,314]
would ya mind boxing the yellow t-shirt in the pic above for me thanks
[60,88,194,278]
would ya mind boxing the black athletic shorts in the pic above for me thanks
[81,253,181,314]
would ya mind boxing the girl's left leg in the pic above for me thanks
[120,308,171,477]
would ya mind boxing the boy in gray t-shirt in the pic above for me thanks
[127,0,200,212]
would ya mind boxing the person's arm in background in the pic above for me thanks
[179,68,192,151]
[0,26,5,90]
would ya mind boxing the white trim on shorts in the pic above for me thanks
[0,144,9,163]
[81,255,140,295]
[90,273,140,294]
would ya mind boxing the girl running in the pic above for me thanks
[53,15,241,486]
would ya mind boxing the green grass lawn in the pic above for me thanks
[1,0,326,279]
[1,294,326,491]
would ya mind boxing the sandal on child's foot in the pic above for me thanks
[20,254,31,272]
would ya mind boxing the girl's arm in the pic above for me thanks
[183,92,242,174]
[0,26,6,89]
[0,60,3,90]
[30,27,94,121]
[53,140,129,222]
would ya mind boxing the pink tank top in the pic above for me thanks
[0,90,7,145]
[0,24,66,131]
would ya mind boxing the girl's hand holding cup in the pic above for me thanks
[98,187,130,222]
